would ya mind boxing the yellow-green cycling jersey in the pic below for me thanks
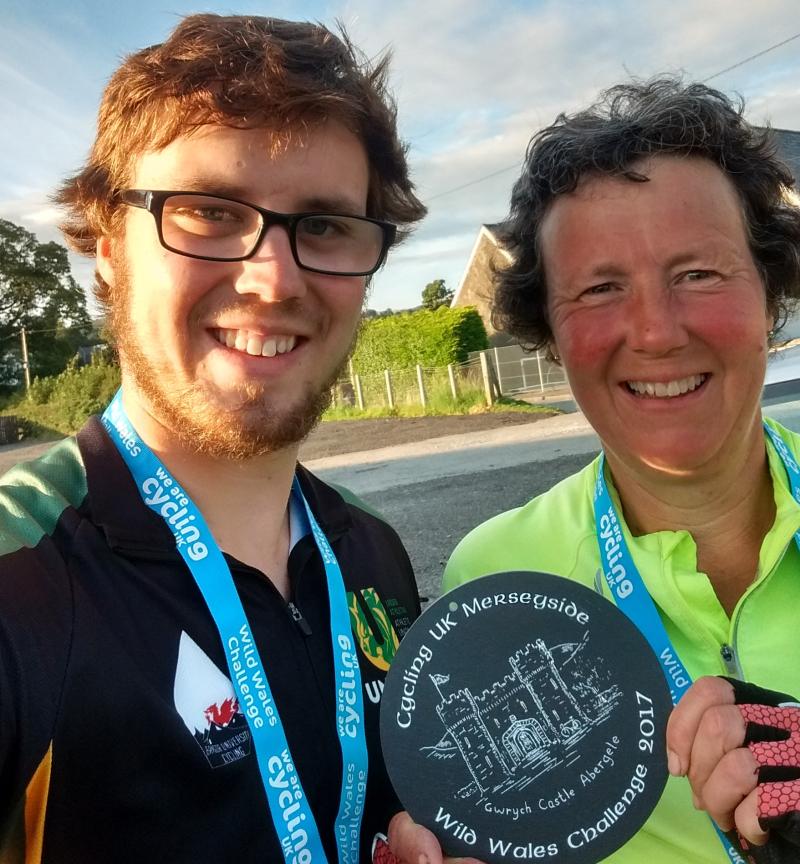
[444,416,800,864]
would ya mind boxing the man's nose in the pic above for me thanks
[233,225,307,302]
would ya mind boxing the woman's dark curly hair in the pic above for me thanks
[493,76,800,351]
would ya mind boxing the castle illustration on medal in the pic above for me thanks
[381,570,670,863]
[422,632,621,803]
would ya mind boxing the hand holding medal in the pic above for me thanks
[380,572,671,864]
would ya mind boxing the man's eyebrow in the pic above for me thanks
[295,195,366,215]
[162,180,366,216]
[170,178,252,199]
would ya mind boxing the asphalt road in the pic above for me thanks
[305,413,601,604]
[308,398,800,605]
[0,438,53,476]
[358,452,596,604]
[0,410,598,606]
[5,395,800,607]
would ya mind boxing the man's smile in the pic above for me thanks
[212,328,299,357]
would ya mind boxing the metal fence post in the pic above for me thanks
[535,349,545,393]
[416,364,427,408]
[384,369,395,409]
[354,374,365,410]
[479,352,494,406]
[447,363,459,401]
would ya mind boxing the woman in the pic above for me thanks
[390,78,800,863]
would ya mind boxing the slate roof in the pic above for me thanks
[771,128,800,185]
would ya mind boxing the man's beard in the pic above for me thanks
[106,257,351,461]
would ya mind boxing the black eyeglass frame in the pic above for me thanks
[118,189,398,277]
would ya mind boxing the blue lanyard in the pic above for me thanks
[102,391,368,864]
[593,423,799,863]
[592,462,694,704]
[763,422,800,549]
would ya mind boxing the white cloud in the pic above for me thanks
[1,0,798,313]
[21,206,63,227]
[363,0,800,307]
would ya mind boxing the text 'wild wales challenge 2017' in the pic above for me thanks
[380,571,671,864]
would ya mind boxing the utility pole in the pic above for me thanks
[20,327,31,392]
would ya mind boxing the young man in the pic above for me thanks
[0,15,425,862]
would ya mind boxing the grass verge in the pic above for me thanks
[322,397,559,422]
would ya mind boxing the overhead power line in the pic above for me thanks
[0,323,95,342]
[703,31,800,82]
[425,30,800,203]
[23,324,95,336]
[426,164,525,202]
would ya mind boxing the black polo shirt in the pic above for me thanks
[0,417,420,862]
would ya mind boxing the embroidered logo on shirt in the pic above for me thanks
[347,588,400,671]
[173,632,252,768]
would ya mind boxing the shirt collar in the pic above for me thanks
[77,416,353,559]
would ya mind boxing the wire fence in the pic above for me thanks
[331,347,569,414]
[478,344,568,396]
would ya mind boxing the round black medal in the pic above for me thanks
[380,571,671,864]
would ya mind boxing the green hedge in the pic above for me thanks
[1,308,489,436]
[352,306,488,373]
[2,354,120,436]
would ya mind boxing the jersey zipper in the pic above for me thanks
[719,643,743,678]
[724,539,791,679]
[287,600,312,636]
[593,569,606,595]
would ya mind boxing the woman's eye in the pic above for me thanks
[683,269,714,282]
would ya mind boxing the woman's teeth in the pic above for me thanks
[626,373,707,398]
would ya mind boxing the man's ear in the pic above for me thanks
[96,236,116,288]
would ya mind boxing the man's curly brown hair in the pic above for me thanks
[56,14,426,309]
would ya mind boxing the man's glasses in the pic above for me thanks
[118,190,397,277]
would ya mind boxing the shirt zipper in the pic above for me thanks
[723,539,791,679]
[719,643,743,678]
[287,600,312,636]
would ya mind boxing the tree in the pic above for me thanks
[0,218,93,386]
[363,307,396,319]
[421,278,454,311]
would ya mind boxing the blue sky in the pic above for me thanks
[1,0,799,314]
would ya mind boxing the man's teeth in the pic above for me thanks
[626,374,706,398]
[216,329,297,357]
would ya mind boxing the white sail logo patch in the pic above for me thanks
[173,632,252,768]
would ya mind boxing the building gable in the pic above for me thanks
[772,128,800,185]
